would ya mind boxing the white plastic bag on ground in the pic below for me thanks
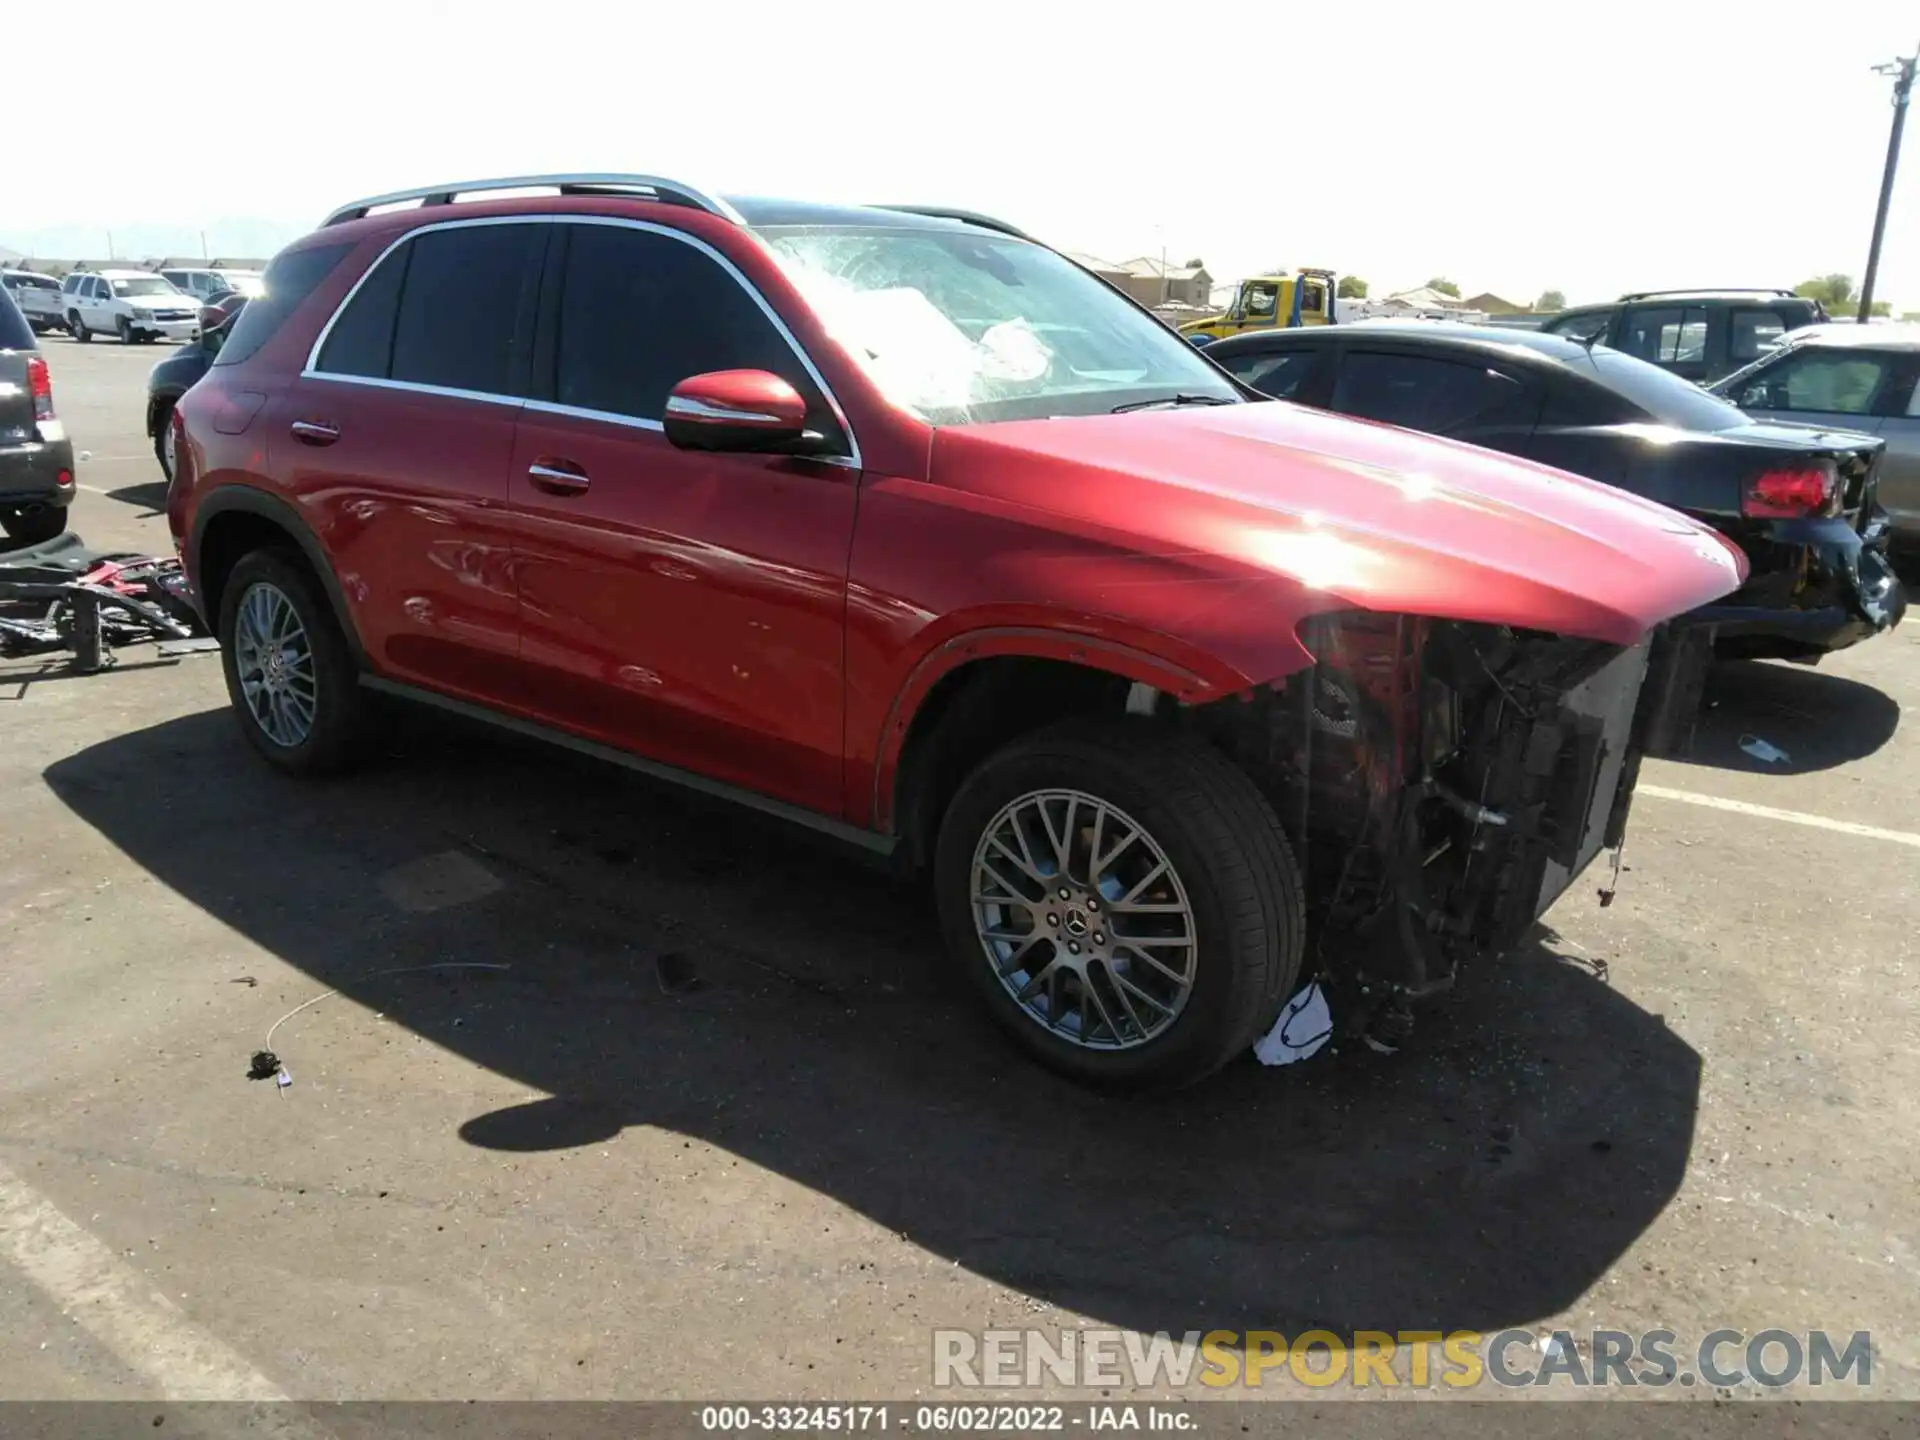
[1253,981,1332,1066]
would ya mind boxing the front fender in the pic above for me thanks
[864,618,1313,840]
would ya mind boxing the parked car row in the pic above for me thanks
[0,265,263,342]
[161,173,1754,1090]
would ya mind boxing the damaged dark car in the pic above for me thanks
[1206,322,1906,663]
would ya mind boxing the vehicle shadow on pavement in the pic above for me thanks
[102,481,170,515]
[45,705,1701,1341]
[1675,660,1900,775]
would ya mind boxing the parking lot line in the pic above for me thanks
[0,1156,297,1405]
[1639,784,1920,850]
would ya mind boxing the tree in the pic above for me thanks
[1426,277,1461,298]
[1183,257,1206,271]
[1535,289,1566,313]
[1796,274,1890,317]
[1337,275,1369,299]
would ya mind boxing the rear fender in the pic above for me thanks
[189,484,366,664]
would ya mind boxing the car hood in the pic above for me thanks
[929,401,1747,647]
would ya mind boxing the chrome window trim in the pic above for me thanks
[522,398,662,432]
[301,213,861,470]
[301,371,527,411]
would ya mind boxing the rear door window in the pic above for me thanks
[1216,347,1322,401]
[387,223,542,396]
[1730,308,1786,363]
[315,241,410,378]
[1331,350,1538,439]
[213,242,354,367]
[546,222,834,436]
[1617,306,1710,365]
[1730,350,1897,416]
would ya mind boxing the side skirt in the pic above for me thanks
[357,674,898,858]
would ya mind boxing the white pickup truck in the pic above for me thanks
[1,269,68,334]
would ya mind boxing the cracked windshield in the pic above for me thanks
[761,226,1238,423]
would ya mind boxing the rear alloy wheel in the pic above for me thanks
[935,719,1303,1090]
[217,549,373,775]
[69,312,89,343]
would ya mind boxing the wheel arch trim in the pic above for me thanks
[190,485,367,666]
[867,626,1231,834]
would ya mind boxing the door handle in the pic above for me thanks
[290,419,340,446]
[528,461,591,496]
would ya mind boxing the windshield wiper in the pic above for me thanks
[1110,393,1237,414]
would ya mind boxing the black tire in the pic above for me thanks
[152,400,174,481]
[69,312,89,343]
[934,718,1303,1090]
[217,548,373,776]
[1,506,67,546]
[116,316,133,344]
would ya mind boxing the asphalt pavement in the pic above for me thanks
[1,334,1916,1408]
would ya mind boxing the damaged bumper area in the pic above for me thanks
[1705,512,1907,663]
[1185,612,1714,1046]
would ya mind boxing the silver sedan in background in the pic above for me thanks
[1712,323,1920,542]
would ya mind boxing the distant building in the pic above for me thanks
[1062,251,1133,292]
[1464,291,1526,315]
[1114,257,1214,309]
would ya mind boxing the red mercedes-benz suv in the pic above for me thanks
[168,174,1744,1088]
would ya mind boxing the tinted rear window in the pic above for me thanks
[314,240,409,378]
[0,288,36,350]
[1563,348,1747,431]
[388,224,540,395]
[212,242,354,367]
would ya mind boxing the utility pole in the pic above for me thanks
[1858,50,1916,322]
[200,229,208,260]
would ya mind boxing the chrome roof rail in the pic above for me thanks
[321,173,746,228]
[870,204,1033,241]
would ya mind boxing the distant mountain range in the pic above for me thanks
[1,217,305,265]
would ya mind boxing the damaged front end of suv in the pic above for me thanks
[1178,610,1715,1050]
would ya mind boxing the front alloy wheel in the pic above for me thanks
[232,581,317,748]
[935,719,1304,1090]
[971,789,1196,1050]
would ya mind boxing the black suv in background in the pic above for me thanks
[1538,289,1827,384]
[0,285,76,545]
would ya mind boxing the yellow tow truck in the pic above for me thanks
[1179,268,1339,346]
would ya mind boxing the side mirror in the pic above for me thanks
[663,369,817,454]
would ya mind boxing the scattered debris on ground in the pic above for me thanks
[0,533,205,673]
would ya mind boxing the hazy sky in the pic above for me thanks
[6,0,1917,311]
